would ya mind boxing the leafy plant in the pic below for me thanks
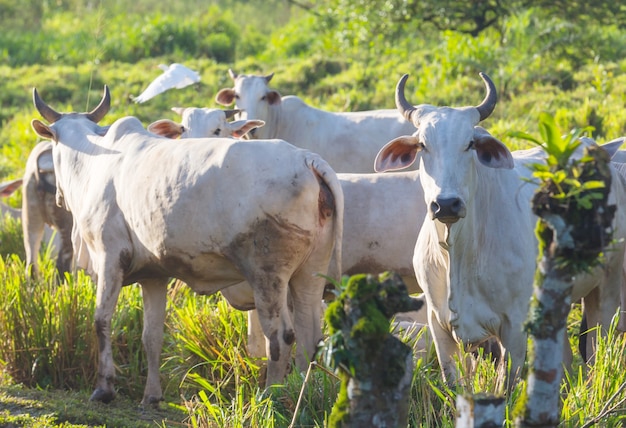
[510,112,604,211]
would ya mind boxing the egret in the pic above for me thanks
[133,63,200,103]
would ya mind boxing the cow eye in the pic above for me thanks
[213,128,221,136]
[235,94,240,100]
[261,95,266,101]
[466,140,475,151]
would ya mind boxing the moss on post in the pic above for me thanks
[325,272,423,428]
[513,119,615,427]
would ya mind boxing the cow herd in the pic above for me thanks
[2,69,625,406]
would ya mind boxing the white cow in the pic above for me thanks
[155,106,426,290]
[147,107,264,139]
[215,70,416,173]
[1,177,62,267]
[374,73,626,387]
[31,86,343,406]
[21,141,74,277]
[152,106,430,356]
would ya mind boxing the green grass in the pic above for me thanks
[0,247,625,426]
[0,382,187,427]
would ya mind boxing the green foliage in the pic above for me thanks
[511,113,615,274]
[510,113,604,212]
[0,257,97,391]
[561,314,626,426]
[0,213,24,259]
[164,283,259,401]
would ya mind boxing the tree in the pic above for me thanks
[314,0,625,44]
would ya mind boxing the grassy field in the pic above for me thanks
[1,1,626,426]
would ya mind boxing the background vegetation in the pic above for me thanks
[1,0,626,426]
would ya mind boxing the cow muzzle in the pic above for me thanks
[430,197,466,224]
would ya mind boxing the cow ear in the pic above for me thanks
[265,90,281,106]
[374,136,421,172]
[215,88,235,106]
[31,119,57,141]
[147,119,183,139]
[0,178,23,197]
[230,120,265,138]
[171,107,186,116]
[473,127,514,169]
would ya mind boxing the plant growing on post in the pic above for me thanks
[510,113,615,427]
[323,272,423,428]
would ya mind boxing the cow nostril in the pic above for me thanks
[430,201,441,214]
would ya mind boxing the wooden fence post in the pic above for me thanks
[456,394,505,428]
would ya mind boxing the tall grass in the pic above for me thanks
[1,234,626,425]
[0,255,96,391]
[561,316,626,426]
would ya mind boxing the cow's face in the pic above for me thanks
[375,73,513,225]
[147,107,265,139]
[215,70,280,138]
[179,107,234,138]
[31,86,111,210]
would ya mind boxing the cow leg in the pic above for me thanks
[90,262,124,403]
[253,277,294,386]
[247,310,267,358]
[428,312,462,387]
[499,320,527,391]
[562,329,573,368]
[581,286,619,365]
[288,267,326,372]
[51,208,74,276]
[22,204,46,277]
[140,278,169,407]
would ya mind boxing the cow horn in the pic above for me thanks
[86,85,111,123]
[228,69,238,80]
[33,88,62,123]
[224,109,240,119]
[264,72,274,83]
[395,74,417,123]
[475,72,497,121]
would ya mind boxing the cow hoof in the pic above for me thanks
[89,388,116,403]
[141,395,163,408]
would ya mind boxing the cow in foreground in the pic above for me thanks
[374,73,626,388]
[149,111,424,291]
[151,106,430,357]
[215,70,416,173]
[31,86,344,405]
[22,141,74,277]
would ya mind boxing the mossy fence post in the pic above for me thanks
[510,116,616,426]
[324,272,423,428]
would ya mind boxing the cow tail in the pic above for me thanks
[306,153,343,287]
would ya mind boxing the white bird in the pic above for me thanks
[133,63,201,103]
